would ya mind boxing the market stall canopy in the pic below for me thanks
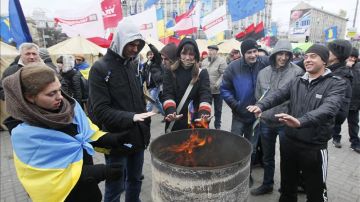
[1,41,19,56]
[291,42,313,53]
[218,38,241,54]
[48,36,103,65]
[195,39,209,54]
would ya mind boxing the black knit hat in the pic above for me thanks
[327,39,352,63]
[350,47,359,58]
[241,38,260,55]
[160,43,177,63]
[305,44,329,63]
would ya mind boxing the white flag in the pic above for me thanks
[169,2,201,35]
[54,0,105,38]
[201,5,229,38]
[125,6,158,39]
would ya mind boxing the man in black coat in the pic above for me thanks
[247,44,347,202]
[88,18,154,202]
[327,39,353,149]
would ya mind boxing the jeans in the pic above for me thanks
[146,87,164,115]
[259,123,285,186]
[231,117,258,164]
[347,110,360,146]
[104,150,144,202]
[212,94,223,129]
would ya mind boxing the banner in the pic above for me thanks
[324,26,337,42]
[9,0,33,47]
[201,5,228,38]
[228,0,265,22]
[54,0,105,38]
[169,2,201,36]
[101,0,123,29]
[125,6,158,39]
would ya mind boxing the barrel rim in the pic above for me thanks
[149,128,252,170]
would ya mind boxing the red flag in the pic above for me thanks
[235,23,254,40]
[101,0,123,29]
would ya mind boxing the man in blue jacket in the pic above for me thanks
[220,39,269,186]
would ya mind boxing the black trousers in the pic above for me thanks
[347,109,360,146]
[279,137,328,202]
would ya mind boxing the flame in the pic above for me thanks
[163,130,213,167]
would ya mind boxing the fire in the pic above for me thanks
[162,130,213,167]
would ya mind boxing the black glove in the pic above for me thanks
[105,163,123,181]
[91,130,129,148]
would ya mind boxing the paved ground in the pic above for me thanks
[1,104,360,202]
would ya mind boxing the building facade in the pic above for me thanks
[289,1,347,43]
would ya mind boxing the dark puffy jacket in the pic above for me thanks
[349,62,360,110]
[221,56,269,123]
[143,44,163,89]
[327,63,353,124]
[257,71,347,149]
[61,69,83,104]
[88,49,150,153]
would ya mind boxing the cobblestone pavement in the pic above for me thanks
[1,104,359,202]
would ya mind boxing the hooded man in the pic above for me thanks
[201,45,227,129]
[251,39,303,195]
[326,39,353,149]
[88,18,154,202]
[247,44,347,202]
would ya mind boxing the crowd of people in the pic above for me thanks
[1,17,360,202]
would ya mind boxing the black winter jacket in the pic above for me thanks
[143,44,163,89]
[61,69,83,104]
[327,63,353,124]
[88,49,151,153]
[257,72,347,149]
[349,62,360,110]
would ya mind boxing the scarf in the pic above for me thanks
[180,58,196,69]
[3,69,75,129]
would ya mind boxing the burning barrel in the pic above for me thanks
[150,128,252,202]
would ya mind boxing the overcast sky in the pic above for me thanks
[1,0,359,32]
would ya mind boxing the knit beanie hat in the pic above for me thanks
[241,38,259,55]
[305,44,329,63]
[160,43,177,63]
[327,39,352,63]
[201,51,208,58]
[39,48,50,60]
[350,47,359,58]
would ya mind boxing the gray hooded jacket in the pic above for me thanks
[255,39,304,127]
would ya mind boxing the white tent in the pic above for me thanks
[0,42,18,130]
[48,36,103,64]
[140,37,165,59]
[195,39,209,54]
[218,38,241,54]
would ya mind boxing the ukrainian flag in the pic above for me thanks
[157,7,174,39]
[11,102,105,202]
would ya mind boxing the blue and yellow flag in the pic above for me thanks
[228,0,265,21]
[9,0,32,47]
[157,7,174,38]
[324,26,337,42]
[11,102,105,201]
[0,17,13,44]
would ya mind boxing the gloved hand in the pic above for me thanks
[91,131,130,148]
[105,163,123,181]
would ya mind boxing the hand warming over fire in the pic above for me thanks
[246,105,262,118]
[275,113,300,128]
[165,112,183,122]
[133,111,157,122]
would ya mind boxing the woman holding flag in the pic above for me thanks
[2,63,130,201]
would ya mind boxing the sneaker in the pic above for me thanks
[250,185,273,196]
[332,140,342,148]
[350,144,360,153]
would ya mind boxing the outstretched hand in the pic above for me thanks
[165,112,183,122]
[133,111,157,122]
[246,105,262,118]
[275,113,300,128]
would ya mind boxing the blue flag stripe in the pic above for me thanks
[228,0,265,22]
[9,0,32,47]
